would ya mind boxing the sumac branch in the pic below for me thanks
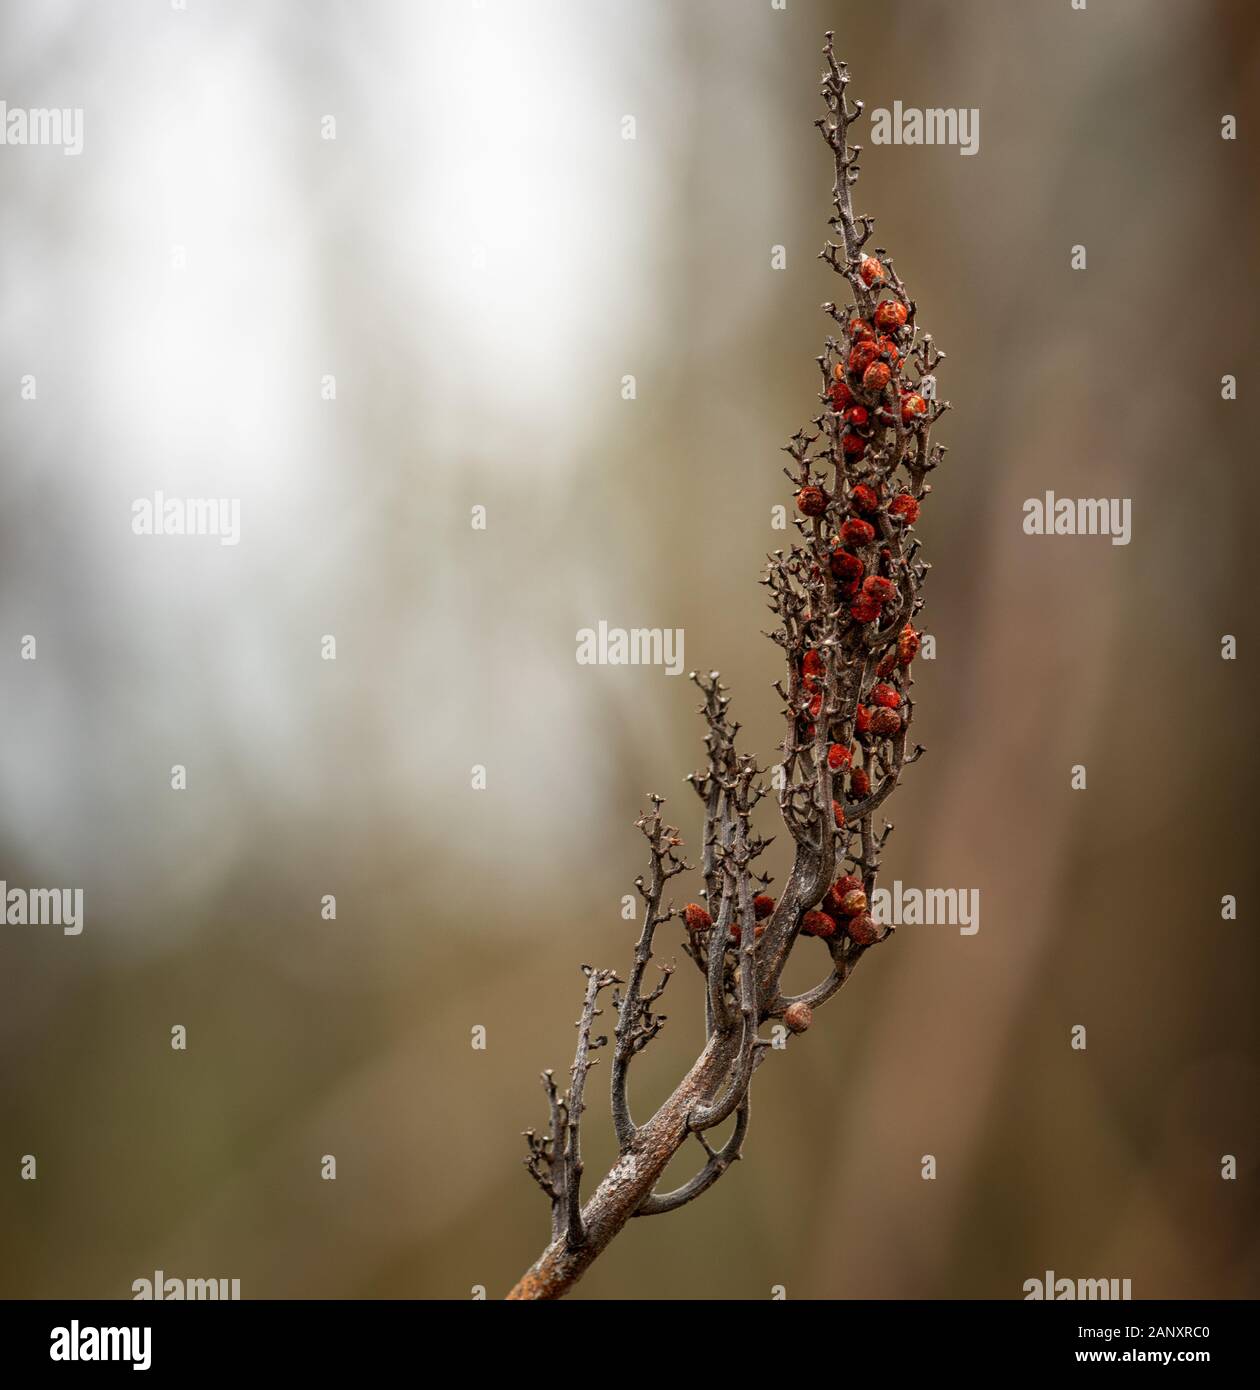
[508,33,949,1301]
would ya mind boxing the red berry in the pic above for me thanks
[843,406,870,428]
[683,903,712,932]
[827,743,852,772]
[784,1001,813,1033]
[849,317,875,343]
[849,484,878,514]
[829,548,864,584]
[802,649,825,678]
[801,910,837,939]
[807,692,823,719]
[871,682,901,709]
[729,920,767,944]
[838,887,868,916]
[847,911,878,946]
[832,799,845,828]
[841,517,876,546]
[828,378,854,410]
[796,485,827,517]
[889,492,920,524]
[850,598,881,623]
[870,707,902,736]
[855,704,873,734]
[874,299,908,331]
[850,766,870,797]
[848,341,880,376]
[862,575,896,604]
[859,256,884,286]
[898,624,920,667]
[876,335,902,366]
[825,875,862,916]
[753,894,776,921]
[901,392,927,423]
[841,431,866,459]
[862,361,891,392]
[875,648,897,678]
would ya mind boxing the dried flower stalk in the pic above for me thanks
[508,33,948,1301]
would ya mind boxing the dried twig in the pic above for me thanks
[509,33,949,1300]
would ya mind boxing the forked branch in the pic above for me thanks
[509,32,949,1300]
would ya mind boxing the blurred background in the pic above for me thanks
[1,0,1257,1299]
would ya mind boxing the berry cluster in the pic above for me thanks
[682,892,776,947]
[680,37,949,994]
[768,92,947,967]
[824,873,878,946]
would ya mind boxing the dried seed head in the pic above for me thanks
[847,911,879,946]
[862,360,892,392]
[827,743,852,772]
[897,624,920,667]
[802,649,825,678]
[855,703,873,733]
[900,392,927,423]
[862,575,896,604]
[753,893,776,921]
[829,548,864,583]
[871,682,901,708]
[832,874,863,900]
[859,255,884,286]
[848,341,881,376]
[850,483,879,514]
[889,492,920,524]
[850,597,881,623]
[850,766,870,797]
[841,517,876,547]
[801,909,838,939]
[823,881,853,917]
[874,298,908,331]
[796,485,828,517]
[839,888,869,916]
[848,317,875,342]
[832,799,846,828]
[829,377,854,409]
[870,706,903,736]
[683,903,713,932]
[784,1001,814,1033]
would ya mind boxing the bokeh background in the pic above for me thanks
[1,0,1258,1299]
